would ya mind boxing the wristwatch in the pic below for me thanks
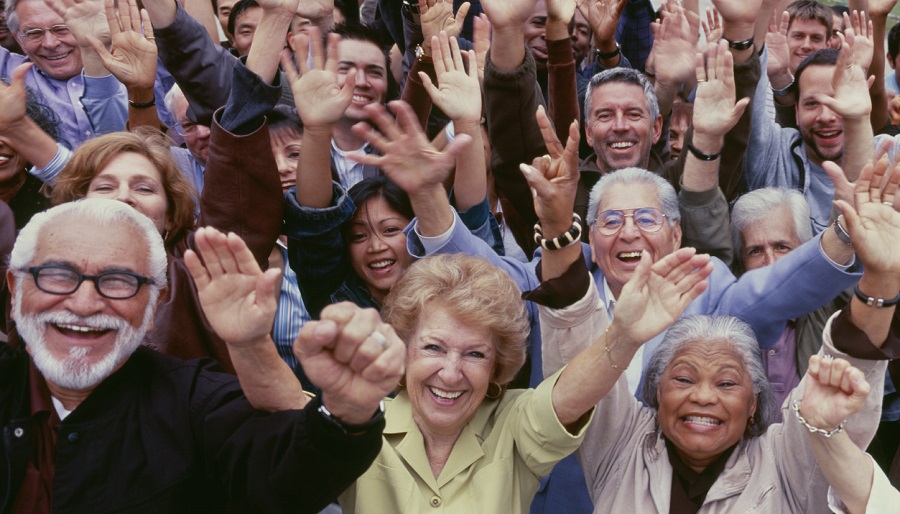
[317,397,385,435]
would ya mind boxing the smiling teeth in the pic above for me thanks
[352,95,370,102]
[429,387,462,400]
[370,260,394,269]
[611,142,634,148]
[618,251,642,258]
[45,52,70,61]
[684,416,721,426]
[56,323,105,333]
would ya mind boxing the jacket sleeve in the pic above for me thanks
[547,38,579,141]
[678,183,734,267]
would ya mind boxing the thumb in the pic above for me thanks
[731,97,750,120]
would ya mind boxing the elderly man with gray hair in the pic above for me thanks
[0,198,403,511]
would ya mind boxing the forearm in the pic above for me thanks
[547,36,579,141]
[228,335,310,412]
[126,86,161,130]
[183,0,221,43]
[805,431,873,514]
[141,0,178,30]
[848,270,899,347]
[400,56,436,130]
[0,118,61,170]
[842,117,875,182]
[870,14,889,132]
[820,223,856,266]
[80,47,109,77]
[450,120,487,212]
[296,127,337,208]
[410,185,455,236]
[681,131,723,192]
[246,9,295,85]
[490,26,526,73]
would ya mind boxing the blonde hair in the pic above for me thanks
[383,254,529,389]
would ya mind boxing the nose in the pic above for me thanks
[65,279,106,316]
[762,247,776,267]
[355,67,369,87]
[800,36,812,50]
[115,185,136,207]
[612,113,629,131]
[818,104,838,123]
[437,354,463,384]
[275,153,293,177]
[689,381,717,405]
[194,124,211,140]
[618,216,641,240]
[367,233,388,253]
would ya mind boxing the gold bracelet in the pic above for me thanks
[603,326,627,371]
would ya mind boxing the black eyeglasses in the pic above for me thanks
[20,24,70,42]
[25,265,154,300]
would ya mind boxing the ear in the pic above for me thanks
[671,219,682,248]
[651,114,663,144]
[6,270,16,321]
[584,116,595,149]
[889,51,897,70]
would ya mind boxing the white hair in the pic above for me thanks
[586,167,681,227]
[731,187,812,265]
[163,83,186,120]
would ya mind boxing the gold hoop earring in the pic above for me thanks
[398,376,406,388]
[485,381,502,400]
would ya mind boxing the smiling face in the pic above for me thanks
[787,17,829,72]
[336,38,388,123]
[405,304,495,439]
[525,0,548,69]
[590,182,681,298]
[0,137,27,196]
[586,82,662,173]
[572,9,591,64]
[739,207,802,270]
[347,196,413,304]
[796,64,843,167]
[84,152,171,235]
[10,216,154,393]
[216,0,239,39]
[13,0,82,80]
[171,92,210,165]
[269,126,303,191]
[232,5,261,57]
[656,340,757,472]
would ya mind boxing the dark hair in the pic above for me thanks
[227,0,259,37]
[889,21,900,60]
[334,0,360,26]
[344,176,412,241]
[332,22,399,101]
[830,5,849,17]
[268,104,304,133]
[786,0,833,40]
[793,48,839,96]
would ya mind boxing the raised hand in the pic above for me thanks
[650,7,697,87]
[519,105,580,236]
[420,32,481,124]
[693,39,750,138]
[348,101,471,196]
[547,0,577,26]
[799,355,871,431]
[282,26,355,128]
[45,0,110,47]
[479,0,537,30]
[843,11,874,71]
[576,0,626,45]
[866,0,899,19]
[295,0,332,21]
[0,63,30,132]
[295,302,405,425]
[701,7,722,44]
[711,0,762,26]
[814,33,873,121]
[833,157,900,277]
[610,248,713,349]
[420,0,471,44]
[472,13,491,84]
[185,227,282,348]
[766,10,791,79]
[87,0,157,89]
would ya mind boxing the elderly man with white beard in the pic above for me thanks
[0,198,405,513]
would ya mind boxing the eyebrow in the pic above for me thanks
[338,60,386,72]
[36,260,141,275]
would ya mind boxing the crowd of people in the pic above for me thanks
[0,0,899,511]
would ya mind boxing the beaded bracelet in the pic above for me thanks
[792,399,845,438]
[533,213,583,251]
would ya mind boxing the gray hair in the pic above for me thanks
[163,83,185,120]
[4,0,27,36]
[641,315,778,438]
[587,167,680,227]
[9,199,169,291]
[731,188,812,265]
[584,67,660,124]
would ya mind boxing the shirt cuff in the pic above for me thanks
[28,144,72,184]
[819,236,856,270]
[831,306,900,360]
[523,255,591,309]
[416,211,456,254]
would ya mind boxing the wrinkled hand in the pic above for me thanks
[87,0,157,89]
[0,63,30,132]
[800,355,871,430]
[547,0,576,24]
[844,11,873,71]
[711,0,762,26]
[576,0,625,44]
[611,248,713,348]
[294,0,330,21]
[833,156,900,276]
[479,0,538,30]
[519,105,580,235]
[420,32,480,124]
[349,101,472,196]
[651,8,696,86]
[814,33,873,121]
[421,0,470,43]
[185,227,282,348]
[693,40,750,137]
[295,303,405,425]
[701,7,722,44]
[766,10,791,78]
[472,13,491,84]
[282,27,354,127]
[45,0,110,46]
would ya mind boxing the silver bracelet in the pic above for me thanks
[792,399,845,438]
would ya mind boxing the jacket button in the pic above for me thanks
[430,496,441,508]
[67,432,79,443]
[13,427,23,438]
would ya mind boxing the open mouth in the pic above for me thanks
[52,322,113,339]
[617,251,642,263]
[44,51,72,62]
[429,386,463,401]
[682,415,723,427]
[609,141,636,150]
[369,259,395,270]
